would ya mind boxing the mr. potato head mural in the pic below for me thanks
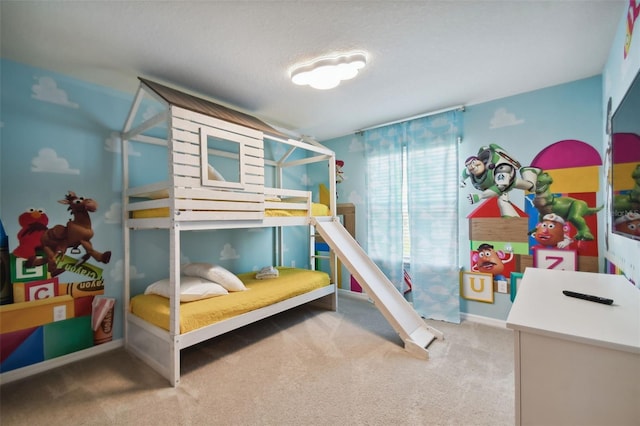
[530,213,573,249]
[471,243,515,282]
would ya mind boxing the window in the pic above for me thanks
[199,126,247,190]
[364,109,462,322]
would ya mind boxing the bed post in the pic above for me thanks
[121,84,144,354]
[328,153,337,217]
[168,111,181,387]
[168,224,181,386]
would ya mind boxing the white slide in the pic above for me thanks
[312,218,443,359]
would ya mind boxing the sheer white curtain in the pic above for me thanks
[364,110,462,323]
[364,127,404,290]
[407,111,462,323]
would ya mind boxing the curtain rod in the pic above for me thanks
[358,104,465,133]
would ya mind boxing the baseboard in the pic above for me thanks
[338,288,372,302]
[339,290,508,329]
[0,339,123,385]
[460,312,508,329]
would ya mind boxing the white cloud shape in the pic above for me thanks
[104,132,141,156]
[104,132,122,153]
[273,143,287,159]
[347,190,363,205]
[110,259,144,282]
[348,137,365,152]
[425,284,451,296]
[490,108,524,129]
[142,106,159,121]
[31,148,80,174]
[414,128,436,139]
[430,116,450,127]
[220,243,240,260]
[385,127,399,137]
[104,202,122,224]
[300,173,312,186]
[32,76,79,108]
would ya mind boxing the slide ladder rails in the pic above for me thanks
[312,218,443,359]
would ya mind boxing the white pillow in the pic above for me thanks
[144,276,228,302]
[182,263,247,292]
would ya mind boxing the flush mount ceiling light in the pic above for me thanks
[290,52,367,90]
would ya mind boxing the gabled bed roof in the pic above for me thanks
[139,77,287,139]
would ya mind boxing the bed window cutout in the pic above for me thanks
[200,126,246,190]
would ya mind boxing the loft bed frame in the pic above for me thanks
[121,78,339,386]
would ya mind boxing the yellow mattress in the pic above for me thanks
[131,203,330,219]
[264,202,330,217]
[129,267,330,333]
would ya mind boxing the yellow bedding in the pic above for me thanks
[264,202,330,217]
[130,267,330,333]
[131,203,330,219]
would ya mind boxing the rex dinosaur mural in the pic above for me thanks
[531,171,603,241]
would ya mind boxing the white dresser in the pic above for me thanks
[506,268,640,426]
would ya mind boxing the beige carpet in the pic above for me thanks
[0,295,514,425]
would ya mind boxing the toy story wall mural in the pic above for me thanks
[460,140,604,303]
[1,191,114,373]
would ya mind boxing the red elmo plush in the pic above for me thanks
[12,208,49,259]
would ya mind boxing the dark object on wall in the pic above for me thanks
[0,220,12,305]
[611,69,640,241]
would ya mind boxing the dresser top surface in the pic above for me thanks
[506,268,640,353]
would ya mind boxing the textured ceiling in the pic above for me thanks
[0,1,626,141]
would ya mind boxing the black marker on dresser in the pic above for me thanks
[562,290,614,305]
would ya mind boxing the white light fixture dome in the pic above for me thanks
[290,52,367,90]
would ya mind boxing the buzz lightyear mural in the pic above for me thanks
[460,143,541,217]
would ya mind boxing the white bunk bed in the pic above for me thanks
[121,78,338,386]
